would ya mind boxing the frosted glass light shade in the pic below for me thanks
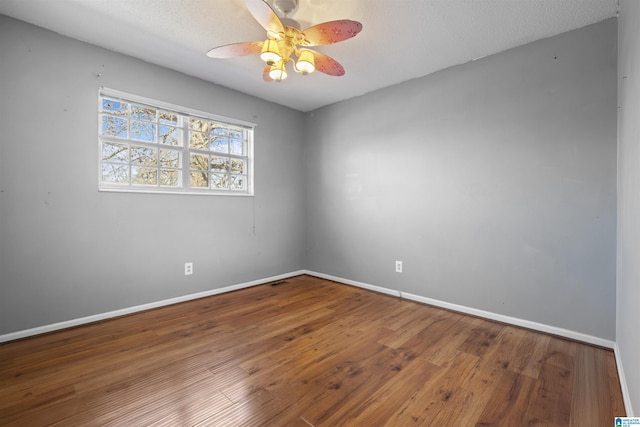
[269,62,288,81]
[260,39,281,66]
[295,50,315,75]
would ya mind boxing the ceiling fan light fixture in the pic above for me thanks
[260,39,281,66]
[295,50,315,75]
[206,0,362,83]
[269,61,288,81]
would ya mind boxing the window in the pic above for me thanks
[98,88,254,195]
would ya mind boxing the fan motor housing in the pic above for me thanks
[272,0,298,16]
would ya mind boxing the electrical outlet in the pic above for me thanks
[185,262,193,275]
[395,260,403,273]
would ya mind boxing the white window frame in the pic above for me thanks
[98,88,255,196]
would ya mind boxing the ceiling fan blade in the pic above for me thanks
[245,0,284,35]
[303,20,363,46]
[263,65,274,82]
[206,41,263,58]
[311,50,345,76]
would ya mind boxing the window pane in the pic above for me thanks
[160,170,180,187]
[159,125,179,145]
[131,166,158,185]
[230,131,243,155]
[160,149,180,168]
[230,175,245,190]
[102,99,128,115]
[211,126,229,153]
[131,121,156,142]
[190,131,208,150]
[102,142,129,163]
[102,163,129,183]
[210,138,229,153]
[211,156,229,172]
[231,159,245,174]
[131,105,156,121]
[159,111,178,125]
[102,115,128,138]
[131,146,157,166]
[190,171,209,188]
[189,118,211,132]
[190,153,208,171]
[212,126,228,137]
[211,173,229,190]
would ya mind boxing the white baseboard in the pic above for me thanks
[3,269,617,350]
[614,343,635,417]
[0,270,306,344]
[304,270,615,349]
[305,270,402,298]
[400,290,615,349]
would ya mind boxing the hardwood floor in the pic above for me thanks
[0,275,626,426]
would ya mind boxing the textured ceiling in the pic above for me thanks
[0,0,618,111]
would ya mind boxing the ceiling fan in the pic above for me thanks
[206,0,363,82]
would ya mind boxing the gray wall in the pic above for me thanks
[0,14,620,347]
[617,0,640,415]
[305,19,618,340]
[0,15,307,335]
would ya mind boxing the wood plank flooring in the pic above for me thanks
[0,275,626,426]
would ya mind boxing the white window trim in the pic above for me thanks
[98,87,256,196]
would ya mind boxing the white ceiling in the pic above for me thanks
[0,0,618,112]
